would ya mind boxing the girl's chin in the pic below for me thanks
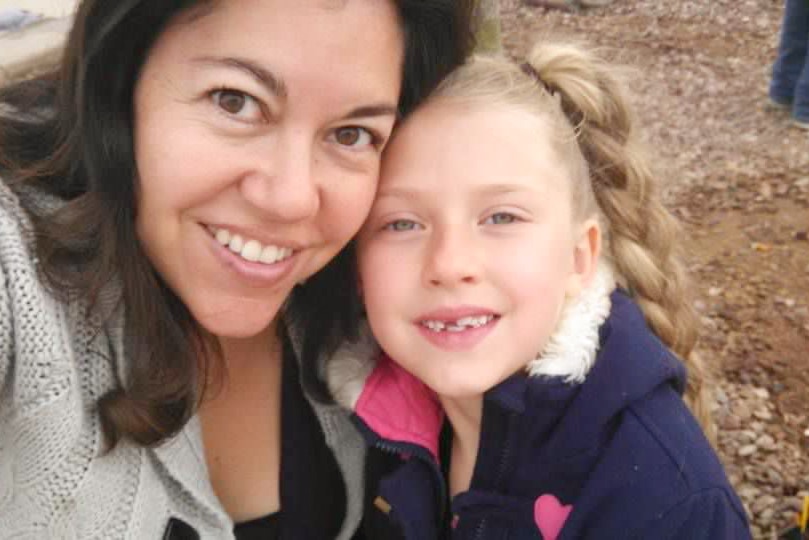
[429,381,490,402]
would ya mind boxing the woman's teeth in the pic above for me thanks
[422,315,495,333]
[210,226,293,265]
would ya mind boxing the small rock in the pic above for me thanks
[751,387,770,400]
[756,434,776,451]
[753,409,772,421]
[737,484,760,501]
[764,468,783,486]
[738,444,758,457]
[787,497,807,513]
[751,494,777,515]
[719,414,741,430]
[734,402,753,421]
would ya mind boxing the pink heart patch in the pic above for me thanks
[534,494,573,540]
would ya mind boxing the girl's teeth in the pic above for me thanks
[426,321,445,331]
[423,315,493,332]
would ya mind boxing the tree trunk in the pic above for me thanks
[473,0,503,54]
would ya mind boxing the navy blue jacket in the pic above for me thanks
[352,292,750,539]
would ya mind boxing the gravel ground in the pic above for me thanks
[501,1,809,538]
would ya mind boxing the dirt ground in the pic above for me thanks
[500,0,809,537]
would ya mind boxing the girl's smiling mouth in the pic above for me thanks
[415,307,501,351]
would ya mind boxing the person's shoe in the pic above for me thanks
[791,117,809,130]
[766,96,792,111]
[524,0,577,10]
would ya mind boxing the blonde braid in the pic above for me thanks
[527,42,714,440]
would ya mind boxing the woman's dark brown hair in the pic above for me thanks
[0,0,475,449]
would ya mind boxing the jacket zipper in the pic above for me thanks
[374,439,449,530]
[471,410,517,540]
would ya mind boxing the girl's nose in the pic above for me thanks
[422,228,481,288]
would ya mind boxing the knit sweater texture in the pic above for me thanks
[0,177,366,539]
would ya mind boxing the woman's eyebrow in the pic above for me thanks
[341,104,399,121]
[191,55,288,98]
[190,55,397,120]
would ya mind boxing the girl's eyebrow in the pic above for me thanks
[476,183,532,196]
[377,183,531,199]
[190,55,398,120]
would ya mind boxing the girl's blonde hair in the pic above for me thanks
[429,41,713,439]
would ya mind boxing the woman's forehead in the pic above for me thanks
[145,0,404,101]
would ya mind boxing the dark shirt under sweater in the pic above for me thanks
[233,335,347,539]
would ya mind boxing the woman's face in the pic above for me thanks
[133,0,403,341]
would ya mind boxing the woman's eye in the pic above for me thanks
[211,89,262,121]
[384,219,419,232]
[332,126,375,148]
[484,212,518,225]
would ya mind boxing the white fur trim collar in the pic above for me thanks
[326,321,380,410]
[525,263,615,383]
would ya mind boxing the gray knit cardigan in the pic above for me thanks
[0,178,367,539]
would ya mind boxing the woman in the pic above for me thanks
[0,1,473,538]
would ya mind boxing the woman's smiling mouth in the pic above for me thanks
[207,225,296,265]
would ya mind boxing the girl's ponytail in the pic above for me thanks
[526,43,714,439]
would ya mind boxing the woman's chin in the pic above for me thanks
[192,303,282,342]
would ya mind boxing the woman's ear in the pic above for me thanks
[565,217,602,298]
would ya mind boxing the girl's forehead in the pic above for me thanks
[380,102,573,201]
[400,98,555,149]
[387,99,562,171]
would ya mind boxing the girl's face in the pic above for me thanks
[357,100,599,400]
[133,0,403,341]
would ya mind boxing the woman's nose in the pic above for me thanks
[239,135,320,222]
[422,228,481,288]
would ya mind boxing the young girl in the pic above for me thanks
[327,42,751,539]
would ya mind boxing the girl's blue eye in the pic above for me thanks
[384,219,419,232]
[485,212,518,225]
[332,126,376,148]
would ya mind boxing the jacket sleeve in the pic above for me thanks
[630,488,752,540]
[0,259,9,397]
